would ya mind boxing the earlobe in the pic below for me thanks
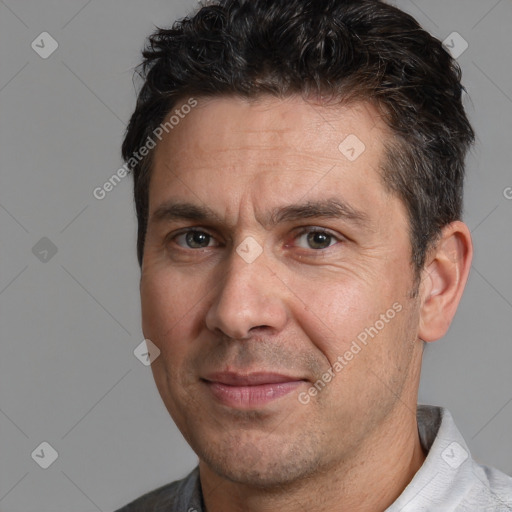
[418,221,473,342]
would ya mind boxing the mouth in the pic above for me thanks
[201,372,308,409]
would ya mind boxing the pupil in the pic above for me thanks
[187,231,209,248]
[308,232,330,249]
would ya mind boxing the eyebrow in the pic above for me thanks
[268,198,369,227]
[151,202,215,224]
[150,198,369,228]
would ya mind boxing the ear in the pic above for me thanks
[418,221,473,342]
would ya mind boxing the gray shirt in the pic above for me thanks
[115,405,512,511]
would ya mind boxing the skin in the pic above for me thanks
[140,95,473,512]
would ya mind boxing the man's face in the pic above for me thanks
[140,95,424,486]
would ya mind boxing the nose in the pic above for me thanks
[205,246,288,340]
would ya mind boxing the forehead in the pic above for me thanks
[148,95,397,225]
[154,95,388,168]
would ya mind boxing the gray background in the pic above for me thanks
[0,0,511,510]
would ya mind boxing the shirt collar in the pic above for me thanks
[387,405,477,511]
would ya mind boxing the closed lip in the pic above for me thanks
[202,372,307,386]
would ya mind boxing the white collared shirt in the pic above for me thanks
[387,405,512,511]
[116,405,512,511]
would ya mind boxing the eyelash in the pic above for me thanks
[167,227,343,252]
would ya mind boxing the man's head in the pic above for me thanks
[122,0,474,502]
[123,0,474,276]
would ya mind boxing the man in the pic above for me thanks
[116,0,512,510]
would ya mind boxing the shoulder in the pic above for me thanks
[459,462,512,511]
[114,466,202,512]
[428,406,512,510]
[389,405,512,511]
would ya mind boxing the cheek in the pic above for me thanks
[289,279,373,362]
[291,271,405,369]
[140,269,205,351]
[140,274,171,343]
[141,271,206,402]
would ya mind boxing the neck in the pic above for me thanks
[199,404,427,512]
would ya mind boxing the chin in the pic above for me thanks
[196,428,325,489]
